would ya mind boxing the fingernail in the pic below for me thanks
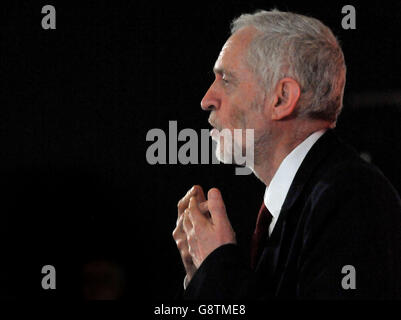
[209,189,218,199]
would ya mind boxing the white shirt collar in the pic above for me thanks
[264,129,327,221]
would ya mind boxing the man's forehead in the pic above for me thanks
[213,27,257,74]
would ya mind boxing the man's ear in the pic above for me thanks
[271,78,301,120]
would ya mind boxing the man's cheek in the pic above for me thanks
[230,106,247,129]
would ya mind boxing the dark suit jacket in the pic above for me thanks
[183,129,401,299]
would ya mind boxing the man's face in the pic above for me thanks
[201,27,269,166]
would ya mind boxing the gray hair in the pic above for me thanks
[231,9,346,123]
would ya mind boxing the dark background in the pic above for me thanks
[0,1,400,300]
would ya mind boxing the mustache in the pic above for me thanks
[208,114,222,131]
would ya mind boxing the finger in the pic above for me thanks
[193,185,206,203]
[182,209,193,234]
[199,201,212,219]
[177,185,206,217]
[198,201,208,213]
[183,185,206,213]
[175,212,184,228]
[177,186,198,217]
[207,188,228,226]
[188,197,208,226]
[183,251,193,266]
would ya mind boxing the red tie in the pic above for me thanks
[250,202,273,270]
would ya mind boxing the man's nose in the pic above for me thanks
[200,84,220,112]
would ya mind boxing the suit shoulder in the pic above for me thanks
[298,139,401,225]
[313,142,399,199]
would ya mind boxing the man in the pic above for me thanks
[172,9,401,299]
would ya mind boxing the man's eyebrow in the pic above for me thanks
[213,67,237,79]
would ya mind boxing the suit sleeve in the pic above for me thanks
[297,164,401,299]
[183,243,253,300]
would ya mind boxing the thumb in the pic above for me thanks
[207,188,228,226]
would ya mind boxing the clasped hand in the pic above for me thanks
[172,185,236,282]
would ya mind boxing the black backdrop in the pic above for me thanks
[1,1,400,300]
